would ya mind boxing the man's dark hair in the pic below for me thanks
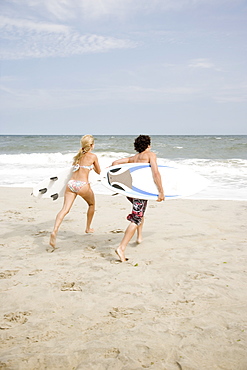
[134,135,151,153]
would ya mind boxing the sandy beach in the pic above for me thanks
[0,187,247,370]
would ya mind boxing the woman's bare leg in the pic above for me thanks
[79,186,95,233]
[49,190,77,248]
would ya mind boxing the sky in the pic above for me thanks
[0,0,247,135]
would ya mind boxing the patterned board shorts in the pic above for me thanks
[126,197,148,226]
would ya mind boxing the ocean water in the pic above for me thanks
[0,135,246,200]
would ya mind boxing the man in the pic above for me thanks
[112,135,164,262]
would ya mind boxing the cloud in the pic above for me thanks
[188,58,216,69]
[0,84,199,110]
[2,0,240,21]
[0,16,136,60]
[2,81,245,113]
[214,84,247,103]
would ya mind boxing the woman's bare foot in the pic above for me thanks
[115,247,127,262]
[136,237,142,244]
[85,228,94,233]
[49,232,57,249]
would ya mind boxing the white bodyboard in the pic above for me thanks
[32,167,113,200]
[101,163,209,200]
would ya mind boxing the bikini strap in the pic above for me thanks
[72,164,93,172]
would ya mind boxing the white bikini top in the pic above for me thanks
[72,164,94,172]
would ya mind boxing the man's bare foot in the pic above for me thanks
[115,247,127,262]
[136,238,142,244]
[49,232,57,249]
[85,228,94,233]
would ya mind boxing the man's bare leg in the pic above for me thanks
[136,217,144,244]
[116,222,137,262]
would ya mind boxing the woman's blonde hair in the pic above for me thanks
[73,135,94,165]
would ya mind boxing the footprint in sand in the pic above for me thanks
[110,229,124,233]
[0,270,19,279]
[28,269,42,276]
[189,272,218,280]
[109,306,146,319]
[34,230,49,236]
[60,282,82,291]
[86,245,96,250]
[1,311,31,329]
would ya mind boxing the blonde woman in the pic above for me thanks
[49,135,100,249]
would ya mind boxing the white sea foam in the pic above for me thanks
[0,151,246,200]
[0,152,127,187]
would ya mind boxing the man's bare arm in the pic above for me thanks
[149,153,165,201]
[112,156,132,166]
